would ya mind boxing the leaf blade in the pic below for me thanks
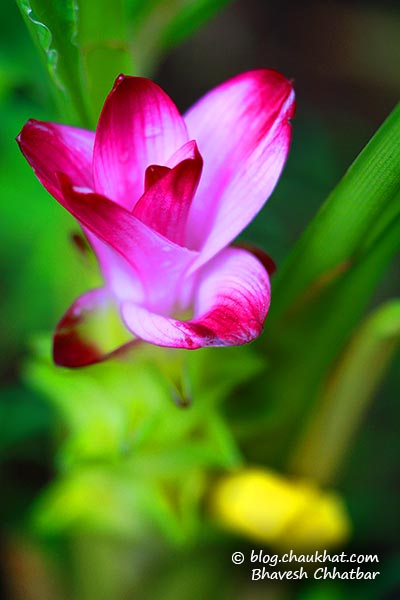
[290,299,400,484]
[271,102,400,319]
[16,0,91,125]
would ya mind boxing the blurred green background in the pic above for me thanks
[1,0,399,598]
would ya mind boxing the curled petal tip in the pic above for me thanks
[53,335,99,368]
[235,243,276,276]
[114,73,127,86]
[15,119,33,144]
[144,164,171,191]
[188,140,202,162]
[110,73,137,95]
[53,311,100,368]
[53,288,137,368]
[286,91,296,120]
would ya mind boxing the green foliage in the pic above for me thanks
[15,0,232,124]
[248,104,400,465]
[271,102,400,317]
[0,97,99,370]
[15,0,91,125]
[25,339,262,542]
[76,0,135,122]
[291,299,400,484]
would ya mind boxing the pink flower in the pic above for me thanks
[17,70,295,367]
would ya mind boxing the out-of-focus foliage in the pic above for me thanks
[272,103,400,316]
[26,340,262,542]
[0,2,95,373]
[236,104,400,469]
[77,0,134,122]
[16,0,92,125]
[15,0,231,125]
[292,299,400,484]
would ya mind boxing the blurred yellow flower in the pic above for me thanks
[210,468,351,551]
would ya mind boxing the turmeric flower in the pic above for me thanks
[17,70,295,366]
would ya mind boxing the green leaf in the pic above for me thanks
[32,467,167,538]
[15,0,91,125]
[257,212,400,464]
[127,0,232,75]
[77,0,135,122]
[25,339,246,469]
[16,0,232,124]
[271,102,400,319]
[246,106,400,463]
[290,299,400,485]
[25,338,250,541]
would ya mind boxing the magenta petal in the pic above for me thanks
[53,288,136,367]
[56,174,197,313]
[16,119,94,199]
[121,247,270,348]
[93,75,189,209]
[144,165,171,191]
[133,141,203,245]
[184,69,295,265]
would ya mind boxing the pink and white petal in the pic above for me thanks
[121,247,270,348]
[84,231,145,303]
[16,119,95,199]
[57,174,198,314]
[93,75,189,210]
[53,288,137,367]
[184,69,295,265]
[165,139,202,168]
[193,247,271,339]
[133,141,203,245]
